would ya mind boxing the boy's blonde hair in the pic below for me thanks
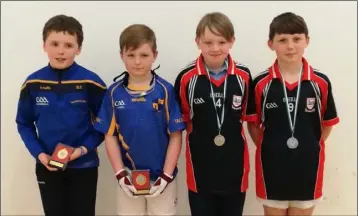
[196,12,235,41]
[119,24,157,52]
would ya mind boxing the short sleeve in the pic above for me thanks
[243,72,257,122]
[167,85,185,133]
[322,80,339,126]
[94,86,118,136]
[174,72,182,111]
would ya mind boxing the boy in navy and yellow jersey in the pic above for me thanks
[94,24,185,215]
[247,12,339,216]
[15,15,106,216]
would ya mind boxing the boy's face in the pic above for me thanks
[120,43,157,77]
[196,27,235,69]
[43,31,81,69]
[268,33,309,64]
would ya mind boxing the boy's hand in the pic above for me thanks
[69,146,87,161]
[146,172,173,198]
[69,147,81,161]
[38,153,58,171]
[116,169,138,198]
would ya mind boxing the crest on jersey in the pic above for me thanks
[232,95,242,110]
[306,97,315,111]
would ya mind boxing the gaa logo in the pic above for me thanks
[114,100,125,106]
[193,98,205,104]
[36,97,49,106]
[266,102,278,109]
[114,100,125,109]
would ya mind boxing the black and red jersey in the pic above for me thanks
[174,54,255,194]
[249,57,339,200]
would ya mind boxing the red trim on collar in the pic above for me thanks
[269,57,313,81]
[196,53,235,76]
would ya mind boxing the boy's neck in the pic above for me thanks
[49,62,73,72]
[207,65,223,73]
[206,61,226,74]
[128,71,153,86]
[277,59,303,76]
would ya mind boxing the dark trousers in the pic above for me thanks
[35,163,98,216]
[189,190,246,216]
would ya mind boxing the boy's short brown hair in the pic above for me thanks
[119,24,157,52]
[269,12,309,41]
[42,14,83,47]
[196,12,235,41]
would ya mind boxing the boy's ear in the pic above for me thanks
[195,37,200,49]
[229,36,236,48]
[267,40,274,51]
[76,46,82,55]
[152,51,158,62]
[305,36,310,48]
[120,50,124,60]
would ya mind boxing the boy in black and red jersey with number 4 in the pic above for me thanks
[247,12,339,216]
[174,12,256,216]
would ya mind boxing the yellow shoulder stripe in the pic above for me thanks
[21,80,58,91]
[21,79,107,91]
[62,80,106,89]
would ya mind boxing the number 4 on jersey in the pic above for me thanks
[215,99,222,108]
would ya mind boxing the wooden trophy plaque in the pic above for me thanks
[131,169,150,195]
[48,143,74,171]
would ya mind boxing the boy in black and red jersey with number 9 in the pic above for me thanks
[247,12,339,216]
[174,12,256,216]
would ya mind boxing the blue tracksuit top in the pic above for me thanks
[15,62,107,168]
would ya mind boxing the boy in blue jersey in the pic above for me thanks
[94,24,185,215]
[15,15,106,216]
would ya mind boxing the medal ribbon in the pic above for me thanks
[205,61,228,134]
[280,66,303,137]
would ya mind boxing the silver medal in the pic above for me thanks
[287,137,299,149]
[214,134,226,146]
